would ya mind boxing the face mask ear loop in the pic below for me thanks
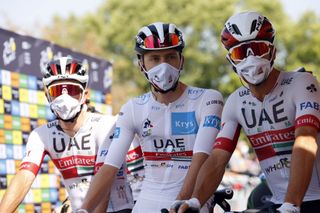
[226,54,238,73]
[139,58,149,80]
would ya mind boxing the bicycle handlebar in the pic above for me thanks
[160,188,234,213]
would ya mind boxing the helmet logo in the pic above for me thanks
[255,16,263,31]
[226,23,242,35]
[154,75,160,82]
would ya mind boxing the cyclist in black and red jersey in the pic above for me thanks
[175,11,320,213]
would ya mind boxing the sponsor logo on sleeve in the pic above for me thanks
[203,115,221,130]
[306,84,317,93]
[299,101,319,111]
[113,127,120,139]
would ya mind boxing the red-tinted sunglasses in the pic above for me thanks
[48,83,84,98]
[229,41,272,61]
[142,33,181,49]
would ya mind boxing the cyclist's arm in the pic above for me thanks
[284,72,320,206]
[284,125,318,206]
[81,164,118,211]
[92,192,110,213]
[192,149,232,206]
[0,170,36,212]
[175,152,209,200]
[176,149,232,213]
[176,90,224,200]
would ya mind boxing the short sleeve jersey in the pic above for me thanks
[104,86,224,200]
[213,71,320,203]
[20,113,133,211]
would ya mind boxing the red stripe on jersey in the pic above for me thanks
[19,162,41,176]
[19,151,46,175]
[295,114,320,131]
[254,145,276,161]
[126,146,143,163]
[143,151,193,161]
[213,124,241,153]
[213,137,237,153]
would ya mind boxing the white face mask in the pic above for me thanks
[235,55,272,85]
[145,63,180,92]
[50,93,82,120]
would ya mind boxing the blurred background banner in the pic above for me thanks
[0,28,112,92]
[0,28,112,212]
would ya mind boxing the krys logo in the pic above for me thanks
[171,111,198,135]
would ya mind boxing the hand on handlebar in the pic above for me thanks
[174,198,200,213]
[276,202,300,213]
[169,200,184,213]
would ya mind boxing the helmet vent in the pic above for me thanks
[231,24,242,35]
[250,20,257,34]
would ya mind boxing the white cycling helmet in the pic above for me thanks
[221,11,275,50]
[135,22,185,54]
[42,56,88,89]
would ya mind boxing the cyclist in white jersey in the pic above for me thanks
[0,57,133,213]
[79,22,224,213]
[176,11,320,213]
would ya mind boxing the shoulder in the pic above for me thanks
[227,86,250,102]
[90,113,117,127]
[186,86,223,101]
[33,120,58,133]
[27,120,58,141]
[279,70,318,89]
[132,92,152,105]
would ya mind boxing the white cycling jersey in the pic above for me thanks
[104,86,224,213]
[20,113,133,211]
[213,71,320,203]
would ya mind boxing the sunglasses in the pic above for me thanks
[140,33,181,49]
[229,41,272,62]
[48,83,84,98]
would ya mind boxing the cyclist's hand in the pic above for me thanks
[169,200,184,213]
[176,198,200,213]
[277,202,300,213]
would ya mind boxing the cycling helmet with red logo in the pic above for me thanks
[135,22,185,54]
[42,56,88,89]
[221,11,275,50]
